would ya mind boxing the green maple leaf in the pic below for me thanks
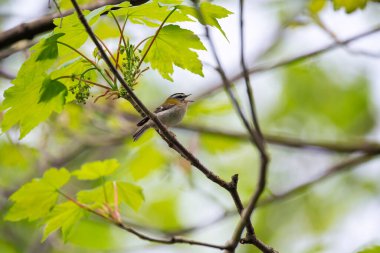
[5,168,71,221]
[111,1,191,27]
[42,201,84,242]
[77,181,144,211]
[332,0,368,13]
[142,24,206,81]
[73,159,120,180]
[178,2,233,39]
[0,38,67,139]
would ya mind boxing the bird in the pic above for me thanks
[133,93,193,141]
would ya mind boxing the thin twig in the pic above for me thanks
[60,189,227,250]
[134,7,177,73]
[56,75,111,90]
[239,0,263,138]
[178,124,380,154]
[116,222,227,250]
[110,13,129,84]
[191,2,275,252]
[69,3,275,252]
[312,15,380,58]
[57,41,114,87]
[191,1,261,239]
[69,0,233,197]
[222,1,272,252]
[0,40,37,60]
[260,153,377,206]
[95,35,123,69]
[0,69,15,80]
[198,25,380,99]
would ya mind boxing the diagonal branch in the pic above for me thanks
[60,190,227,250]
[191,2,274,253]
[191,0,258,239]
[68,3,268,252]
[260,153,377,206]
[178,124,380,154]
[222,1,272,252]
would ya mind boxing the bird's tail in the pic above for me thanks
[133,125,149,141]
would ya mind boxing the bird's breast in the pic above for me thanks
[157,104,187,126]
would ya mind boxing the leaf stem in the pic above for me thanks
[55,75,111,90]
[134,7,177,73]
[95,35,123,70]
[110,13,129,85]
[57,41,115,88]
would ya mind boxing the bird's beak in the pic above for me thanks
[184,94,194,103]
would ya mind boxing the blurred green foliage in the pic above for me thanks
[267,64,375,137]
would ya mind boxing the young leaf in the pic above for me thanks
[77,181,144,211]
[142,24,206,81]
[178,2,233,39]
[42,201,84,242]
[38,77,68,104]
[73,159,120,180]
[5,168,71,221]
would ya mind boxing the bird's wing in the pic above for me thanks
[136,103,176,126]
[154,103,176,113]
[136,117,149,126]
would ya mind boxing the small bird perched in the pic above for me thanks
[133,93,193,141]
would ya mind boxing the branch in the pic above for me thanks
[0,0,127,50]
[239,0,262,138]
[260,153,377,206]
[178,124,380,154]
[0,69,16,80]
[102,154,379,250]
[199,24,380,99]
[222,1,271,252]
[0,40,36,60]
[228,153,375,251]
[191,0,260,240]
[116,222,227,250]
[61,189,227,250]
[312,15,380,58]
[68,1,263,244]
